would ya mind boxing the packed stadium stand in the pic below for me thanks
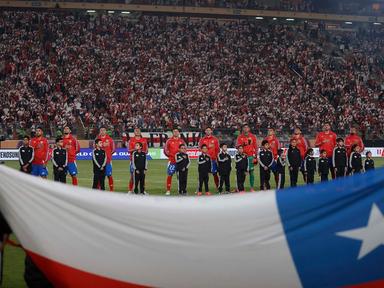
[0,9,383,140]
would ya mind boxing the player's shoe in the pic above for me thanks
[205,192,211,196]
[144,191,149,195]
[197,192,203,196]
[250,188,255,192]
[239,191,246,194]
[165,191,171,196]
[127,191,132,195]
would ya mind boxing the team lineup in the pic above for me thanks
[18,124,375,195]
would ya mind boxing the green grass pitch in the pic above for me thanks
[2,158,384,287]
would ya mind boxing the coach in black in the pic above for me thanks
[52,137,68,183]
[259,140,274,190]
[217,143,232,193]
[132,142,147,194]
[18,136,34,174]
[92,139,107,190]
[176,144,190,195]
[287,138,302,187]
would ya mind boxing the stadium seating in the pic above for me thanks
[0,11,383,139]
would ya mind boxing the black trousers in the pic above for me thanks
[260,167,271,190]
[177,170,188,195]
[198,172,209,192]
[93,170,105,190]
[328,157,335,179]
[218,173,230,193]
[306,171,315,184]
[134,169,145,194]
[54,168,66,183]
[236,170,246,191]
[335,166,346,178]
[276,172,285,189]
[289,167,299,187]
[320,173,328,182]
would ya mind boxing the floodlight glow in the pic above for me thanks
[255,17,264,20]
[121,11,131,14]
[86,10,96,13]
[345,21,353,25]
[286,18,295,21]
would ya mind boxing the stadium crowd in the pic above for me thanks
[0,11,383,139]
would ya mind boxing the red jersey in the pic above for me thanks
[345,134,364,156]
[236,133,258,157]
[315,131,337,158]
[164,137,186,163]
[291,134,308,159]
[264,135,280,159]
[128,137,148,160]
[198,135,220,160]
[30,136,49,165]
[63,134,80,163]
[96,134,115,163]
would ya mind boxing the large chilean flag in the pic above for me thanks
[0,165,383,288]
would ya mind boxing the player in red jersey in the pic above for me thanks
[198,127,220,189]
[290,127,309,181]
[164,128,186,195]
[63,126,80,185]
[315,123,337,179]
[30,127,49,178]
[345,127,365,156]
[236,124,258,192]
[95,127,116,191]
[127,128,148,194]
[264,128,280,185]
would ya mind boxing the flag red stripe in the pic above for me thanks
[27,250,152,288]
[346,280,384,288]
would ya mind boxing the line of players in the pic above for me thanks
[18,124,376,195]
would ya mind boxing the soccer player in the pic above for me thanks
[345,127,365,156]
[235,145,248,193]
[92,139,107,190]
[290,128,308,181]
[236,124,258,192]
[315,123,337,179]
[304,148,316,184]
[258,140,274,190]
[132,142,147,195]
[128,128,148,194]
[95,127,116,191]
[217,143,232,194]
[176,144,190,195]
[349,144,363,174]
[264,128,280,185]
[63,126,80,186]
[287,138,302,187]
[30,127,49,178]
[197,144,212,196]
[332,138,348,178]
[318,150,330,182]
[364,151,375,171]
[18,135,33,174]
[198,127,220,189]
[164,128,186,195]
[276,148,286,189]
[52,137,68,183]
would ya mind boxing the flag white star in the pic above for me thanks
[337,204,384,259]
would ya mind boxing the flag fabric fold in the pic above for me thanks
[0,165,383,288]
